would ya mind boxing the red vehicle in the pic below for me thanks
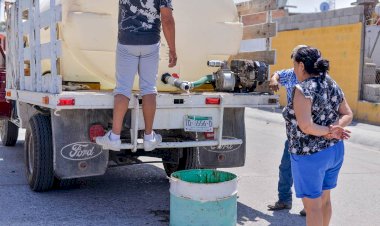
[0,34,18,146]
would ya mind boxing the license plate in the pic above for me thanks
[184,115,213,132]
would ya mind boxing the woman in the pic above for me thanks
[283,47,353,226]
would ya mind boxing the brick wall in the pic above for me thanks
[242,9,288,26]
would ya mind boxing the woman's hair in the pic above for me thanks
[293,47,329,77]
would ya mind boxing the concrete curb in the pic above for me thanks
[247,108,380,151]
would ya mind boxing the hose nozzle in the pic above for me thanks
[161,73,192,91]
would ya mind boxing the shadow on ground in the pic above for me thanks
[238,202,305,226]
[1,141,304,226]
[0,142,171,225]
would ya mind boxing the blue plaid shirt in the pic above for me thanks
[277,68,298,104]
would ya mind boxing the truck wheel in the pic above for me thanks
[0,119,19,146]
[25,114,55,192]
[163,147,200,176]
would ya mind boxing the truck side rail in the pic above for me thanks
[7,89,278,152]
[5,90,278,110]
[6,0,62,94]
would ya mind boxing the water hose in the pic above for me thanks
[191,74,214,88]
[161,73,214,91]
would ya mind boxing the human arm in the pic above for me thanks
[161,7,177,68]
[269,72,280,92]
[324,98,353,139]
[293,89,330,136]
[270,69,296,92]
[333,98,353,128]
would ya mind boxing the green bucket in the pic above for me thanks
[169,169,238,226]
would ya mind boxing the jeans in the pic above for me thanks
[278,140,293,204]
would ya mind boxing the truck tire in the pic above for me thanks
[163,147,200,176]
[0,119,19,146]
[25,114,55,192]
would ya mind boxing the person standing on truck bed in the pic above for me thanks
[267,45,307,216]
[96,0,177,151]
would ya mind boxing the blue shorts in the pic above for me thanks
[290,141,345,199]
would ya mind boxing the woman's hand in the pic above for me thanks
[324,125,351,140]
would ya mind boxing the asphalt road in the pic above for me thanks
[0,108,379,226]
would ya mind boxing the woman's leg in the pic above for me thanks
[302,197,323,226]
[322,190,332,226]
[321,142,344,226]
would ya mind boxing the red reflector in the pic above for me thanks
[204,132,215,140]
[58,98,75,106]
[89,124,105,142]
[42,96,49,105]
[205,98,220,105]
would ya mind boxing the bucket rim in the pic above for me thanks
[169,169,238,202]
[170,169,238,184]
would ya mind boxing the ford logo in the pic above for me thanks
[200,136,243,153]
[61,142,103,161]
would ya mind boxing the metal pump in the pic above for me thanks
[162,59,269,93]
[208,59,269,92]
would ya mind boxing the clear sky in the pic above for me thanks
[234,0,357,13]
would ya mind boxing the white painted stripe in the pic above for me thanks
[169,176,238,202]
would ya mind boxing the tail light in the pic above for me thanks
[205,97,220,105]
[58,98,75,106]
[89,124,105,142]
[204,132,215,140]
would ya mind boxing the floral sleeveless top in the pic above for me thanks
[282,75,345,155]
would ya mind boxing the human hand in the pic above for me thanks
[269,76,279,92]
[324,125,351,140]
[169,50,177,68]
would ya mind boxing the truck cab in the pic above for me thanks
[0,34,19,146]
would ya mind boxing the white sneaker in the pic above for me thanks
[96,131,121,151]
[144,132,162,152]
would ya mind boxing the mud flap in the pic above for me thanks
[197,108,246,168]
[51,109,112,179]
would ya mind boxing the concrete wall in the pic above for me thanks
[271,7,380,125]
[365,25,380,65]
[275,6,364,31]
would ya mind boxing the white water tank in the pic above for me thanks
[41,0,243,91]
